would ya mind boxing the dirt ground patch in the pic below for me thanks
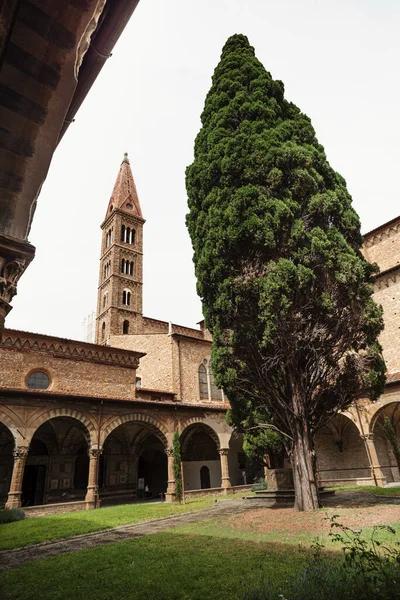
[218,503,400,537]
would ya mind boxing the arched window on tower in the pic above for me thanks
[121,259,125,274]
[106,229,112,247]
[130,229,136,244]
[121,225,125,242]
[103,291,108,308]
[123,320,129,334]
[122,289,131,306]
[128,261,134,276]
[199,364,208,399]
[101,322,106,340]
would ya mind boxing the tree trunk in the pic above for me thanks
[290,393,320,511]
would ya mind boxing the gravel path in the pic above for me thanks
[0,499,251,573]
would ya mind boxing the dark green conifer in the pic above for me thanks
[186,34,385,511]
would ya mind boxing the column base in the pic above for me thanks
[5,492,22,509]
[221,479,232,494]
[165,492,176,502]
[85,487,99,507]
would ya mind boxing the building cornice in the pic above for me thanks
[373,265,400,291]
[1,329,145,369]
[363,217,400,248]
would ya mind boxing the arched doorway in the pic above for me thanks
[200,465,211,489]
[371,402,400,483]
[181,424,221,491]
[314,414,370,486]
[100,421,168,505]
[0,422,14,506]
[22,417,90,507]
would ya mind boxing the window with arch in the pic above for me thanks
[103,291,108,308]
[105,229,112,247]
[101,322,106,340]
[27,371,50,390]
[123,320,129,334]
[198,357,225,401]
[104,261,111,279]
[122,289,131,306]
[121,259,134,276]
[121,225,135,244]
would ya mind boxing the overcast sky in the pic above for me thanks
[6,0,400,341]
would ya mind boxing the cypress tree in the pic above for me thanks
[186,34,386,511]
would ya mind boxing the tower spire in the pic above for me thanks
[104,152,143,221]
[95,153,145,344]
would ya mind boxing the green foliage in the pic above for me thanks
[382,416,400,471]
[173,431,183,503]
[186,34,386,508]
[251,478,268,492]
[242,516,400,600]
[0,508,25,525]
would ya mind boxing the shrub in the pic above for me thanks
[0,508,25,525]
[251,478,268,492]
[242,516,400,600]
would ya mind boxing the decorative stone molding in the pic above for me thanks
[0,235,35,334]
[364,222,400,248]
[13,447,29,460]
[1,328,142,369]
[374,267,400,291]
[88,447,102,460]
[218,448,229,456]
[165,447,174,457]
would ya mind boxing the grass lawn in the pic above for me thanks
[0,533,307,600]
[1,499,400,600]
[0,495,235,551]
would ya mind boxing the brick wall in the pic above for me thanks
[0,346,137,400]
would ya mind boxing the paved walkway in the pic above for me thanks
[0,499,251,573]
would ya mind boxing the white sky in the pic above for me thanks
[7,0,400,340]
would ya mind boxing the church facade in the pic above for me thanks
[0,154,399,514]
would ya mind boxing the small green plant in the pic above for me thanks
[242,515,400,600]
[173,431,183,503]
[0,508,25,524]
[251,478,268,492]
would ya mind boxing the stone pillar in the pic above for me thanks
[165,447,176,502]
[85,447,102,508]
[219,448,232,493]
[361,434,386,486]
[5,447,29,509]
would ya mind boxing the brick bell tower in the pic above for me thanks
[95,153,145,344]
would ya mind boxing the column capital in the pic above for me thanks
[88,447,102,459]
[219,448,229,456]
[13,447,29,460]
[165,447,174,457]
[361,433,374,442]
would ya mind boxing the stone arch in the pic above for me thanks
[368,401,400,483]
[369,400,400,435]
[180,416,228,448]
[26,408,97,446]
[180,422,220,454]
[100,413,169,447]
[0,409,25,447]
[315,413,370,485]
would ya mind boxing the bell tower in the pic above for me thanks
[95,153,145,344]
